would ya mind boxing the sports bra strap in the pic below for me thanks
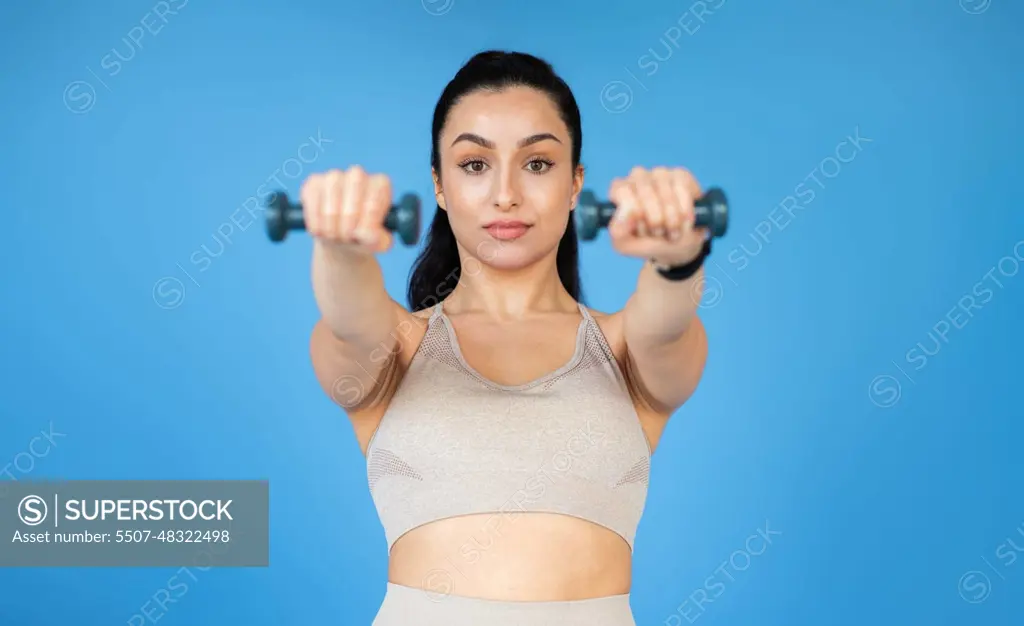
[576,301,594,324]
[432,299,591,321]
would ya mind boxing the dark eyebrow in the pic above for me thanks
[450,132,563,149]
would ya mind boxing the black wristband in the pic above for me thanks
[652,238,711,282]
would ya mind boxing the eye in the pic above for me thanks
[526,158,554,174]
[458,159,488,175]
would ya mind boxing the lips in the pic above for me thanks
[484,222,531,241]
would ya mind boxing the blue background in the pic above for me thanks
[1,0,1022,624]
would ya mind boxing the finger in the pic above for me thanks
[625,168,648,238]
[669,170,694,240]
[678,167,702,199]
[633,169,663,238]
[339,166,367,243]
[652,167,681,240]
[673,169,701,238]
[300,173,324,238]
[375,229,394,253]
[321,169,344,240]
[612,235,656,258]
[357,174,392,250]
[608,178,641,238]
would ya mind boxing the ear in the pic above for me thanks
[432,168,446,211]
[570,163,585,210]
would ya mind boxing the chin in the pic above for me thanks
[471,237,550,270]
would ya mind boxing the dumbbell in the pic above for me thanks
[266,186,728,244]
[576,187,729,241]
[264,191,422,245]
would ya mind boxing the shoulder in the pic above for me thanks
[580,304,610,319]
[411,307,434,321]
[579,304,625,358]
[404,305,436,337]
[580,303,671,441]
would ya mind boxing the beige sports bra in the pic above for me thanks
[366,301,651,552]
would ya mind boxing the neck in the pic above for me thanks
[444,246,575,320]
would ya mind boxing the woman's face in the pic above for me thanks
[434,86,583,271]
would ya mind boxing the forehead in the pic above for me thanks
[442,86,568,144]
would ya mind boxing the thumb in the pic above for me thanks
[609,206,639,239]
[373,230,394,254]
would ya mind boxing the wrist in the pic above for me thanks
[316,240,375,262]
[650,239,708,268]
[650,239,712,281]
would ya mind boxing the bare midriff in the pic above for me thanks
[387,512,633,601]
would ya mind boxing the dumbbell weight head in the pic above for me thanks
[384,193,421,247]
[265,192,294,243]
[698,187,729,238]
[574,190,605,241]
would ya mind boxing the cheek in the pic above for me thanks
[525,173,573,204]
[541,213,572,246]
[442,182,488,228]
[445,204,489,252]
[447,171,491,203]
[529,190,572,234]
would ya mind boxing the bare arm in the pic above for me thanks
[312,242,394,342]
[309,244,407,410]
[621,262,708,414]
[607,166,711,415]
[304,168,413,414]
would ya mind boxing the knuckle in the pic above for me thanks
[350,177,370,200]
[355,206,375,224]
[324,175,342,197]
[372,174,391,194]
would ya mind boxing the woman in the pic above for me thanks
[304,50,711,625]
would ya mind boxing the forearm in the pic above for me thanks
[311,241,395,342]
[623,262,703,347]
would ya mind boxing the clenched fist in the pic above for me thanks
[300,166,394,253]
[607,166,708,267]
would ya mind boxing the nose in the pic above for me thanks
[492,168,521,212]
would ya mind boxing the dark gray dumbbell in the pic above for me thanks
[264,191,421,245]
[576,187,729,240]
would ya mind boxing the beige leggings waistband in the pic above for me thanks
[372,582,636,626]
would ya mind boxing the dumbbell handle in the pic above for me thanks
[265,191,421,245]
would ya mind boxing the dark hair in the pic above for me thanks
[406,50,584,311]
